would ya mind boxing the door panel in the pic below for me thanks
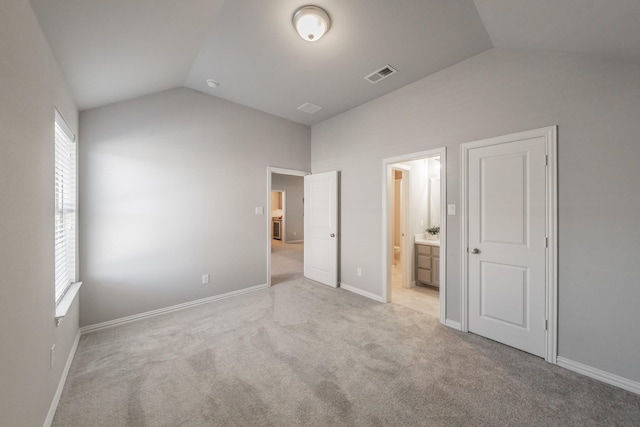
[304,171,338,287]
[480,262,528,328]
[468,136,546,358]
[480,154,528,245]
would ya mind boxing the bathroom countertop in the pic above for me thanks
[415,234,440,246]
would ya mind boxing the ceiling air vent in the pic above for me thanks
[297,102,322,114]
[365,65,397,84]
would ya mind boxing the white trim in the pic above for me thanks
[55,281,82,326]
[81,283,268,334]
[382,148,447,325]
[460,142,469,332]
[267,167,310,287]
[444,319,462,330]
[546,127,559,363]
[269,167,308,177]
[43,331,81,427]
[460,126,558,362]
[285,239,304,244]
[557,357,640,395]
[340,283,385,303]
[438,151,447,324]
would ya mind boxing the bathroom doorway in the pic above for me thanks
[383,148,446,322]
[391,166,410,289]
[267,167,309,286]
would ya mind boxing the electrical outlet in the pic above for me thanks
[357,268,362,277]
[50,344,55,368]
[293,231,297,236]
[202,274,210,285]
[255,207,264,215]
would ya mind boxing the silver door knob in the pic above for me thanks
[330,233,335,237]
[470,248,480,254]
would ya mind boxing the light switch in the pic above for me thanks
[255,207,264,215]
[447,204,456,215]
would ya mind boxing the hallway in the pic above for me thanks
[271,240,303,285]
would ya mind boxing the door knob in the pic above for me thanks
[330,233,335,237]
[470,248,480,254]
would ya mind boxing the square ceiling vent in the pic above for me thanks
[365,65,397,84]
[297,102,322,114]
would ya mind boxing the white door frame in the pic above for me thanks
[391,165,411,288]
[382,147,447,324]
[267,167,309,287]
[460,126,558,363]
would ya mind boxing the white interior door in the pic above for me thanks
[304,171,338,287]
[468,135,547,357]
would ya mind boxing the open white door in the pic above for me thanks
[304,171,338,287]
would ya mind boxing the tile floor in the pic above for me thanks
[391,260,440,318]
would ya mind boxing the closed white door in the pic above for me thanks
[468,135,547,357]
[304,171,338,287]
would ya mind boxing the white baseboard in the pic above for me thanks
[43,330,81,427]
[557,356,640,395]
[444,319,462,330]
[339,283,384,303]
[81,283,269,334]
[284,239,303,244]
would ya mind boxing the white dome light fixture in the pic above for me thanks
[293,5,331,42]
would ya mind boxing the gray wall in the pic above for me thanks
[79,88,310,326]
[403,159,430,239]
[0,1,80,426]
[272,173,304,241]
[312,48,640,383]
[401,158,430,284]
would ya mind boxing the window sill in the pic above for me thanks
[55,281,82,326]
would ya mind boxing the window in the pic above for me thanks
[54,109,77,304]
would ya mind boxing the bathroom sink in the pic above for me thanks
[415,234,440,246]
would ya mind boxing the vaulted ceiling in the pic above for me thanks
[31,0,640,126]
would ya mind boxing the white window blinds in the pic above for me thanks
[54,109,77,304]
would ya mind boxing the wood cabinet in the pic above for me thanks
[272,218,282,240]
[415,243,440,288]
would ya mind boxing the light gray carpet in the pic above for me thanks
[271,240,303,285]
[54,279,640,426]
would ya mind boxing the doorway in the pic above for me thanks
[267,167,308,286]
[383,148,447,322]
[391,166,409,288]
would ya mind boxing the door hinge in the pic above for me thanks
[545,155,548,166]
[545,320,548,331]
[545,237,549,248]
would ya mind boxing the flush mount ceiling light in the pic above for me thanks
[206,79,220,88]
[293,5,331,42]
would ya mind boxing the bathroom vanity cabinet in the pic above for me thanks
[415,242,439,288]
